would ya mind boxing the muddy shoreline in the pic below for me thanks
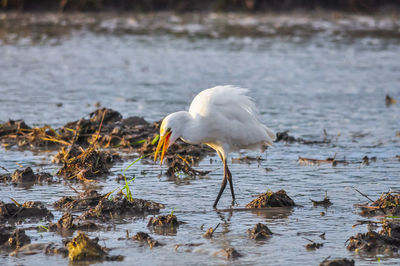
[1,0,400,13]
[1,105,399,263]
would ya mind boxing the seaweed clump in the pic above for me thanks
[0,120,61,149]
[0,201,53,222]
[359,192,400,216]
[246,190,295,208]
[55,145,120,181]
[347,220,400,254]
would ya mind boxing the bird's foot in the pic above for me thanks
[231,199,238,208]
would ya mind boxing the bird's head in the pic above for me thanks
[154,111,188,164]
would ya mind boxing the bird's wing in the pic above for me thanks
[188,85,275,150]
[189,85,257,118]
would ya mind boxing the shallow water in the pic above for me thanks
[0,12,400,265]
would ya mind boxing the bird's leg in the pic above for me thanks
[213,151,226,209]
[213,174,227,209]
[224,160,237,206]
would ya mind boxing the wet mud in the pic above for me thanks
[0,228,30,250]
[1,167,54,185]
[0,200,53,222]
[79,195,163,222]
[246,189,295,208]
[54,189,163,222]
[48,212,99,236]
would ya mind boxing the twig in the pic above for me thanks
[302,237,315,243]
[0,165,9,172]
[353,187,374,203]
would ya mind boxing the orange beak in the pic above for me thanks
[154,131,171,165]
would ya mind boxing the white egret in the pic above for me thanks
[154,85,276,208]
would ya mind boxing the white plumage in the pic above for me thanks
[155,85,276,208]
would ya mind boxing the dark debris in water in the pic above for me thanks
[359,191,400,216]
[231,156,264,164]
[319,257,355,266]
[275,130,331,145]
[247,223,273,240]
[0,200,53,222]
[385,94,397,107]
[305,241,324,250]
[298,156,348,166]
[132,232,161,248]
[311,192,333,207]
[361,156,376,166]
[246,189,295,208]
[347,220,400,254]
